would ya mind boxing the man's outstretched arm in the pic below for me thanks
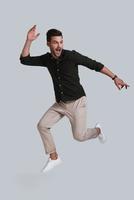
[20,25,45,66]
[70,50,130,90]
[100,66,130,90]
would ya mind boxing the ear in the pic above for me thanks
[47,41,50,47]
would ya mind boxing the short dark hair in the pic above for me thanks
[46,29,63,42]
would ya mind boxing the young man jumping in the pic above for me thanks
[20,25,129,173]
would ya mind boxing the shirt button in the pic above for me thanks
[57,69,60,72]
[59,84,62,87]
[58,76,60,79]
[60,91,63,94]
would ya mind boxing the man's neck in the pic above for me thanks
[51,53,59,59]
[50,49,64,59]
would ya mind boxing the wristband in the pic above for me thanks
[112,75,118,80]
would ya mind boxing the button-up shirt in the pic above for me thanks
[20,49,104,103]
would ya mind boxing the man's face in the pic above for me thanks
[47,36,64,58]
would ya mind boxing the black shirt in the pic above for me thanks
[20,49,104,103]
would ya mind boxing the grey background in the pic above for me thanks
[0,0,133,199]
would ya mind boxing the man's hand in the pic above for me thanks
[27,25,40,42]
[114,77,130,90]
[20,25,40,57]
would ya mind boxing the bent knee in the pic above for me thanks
[37,121,49,131]
[73,134,84,142]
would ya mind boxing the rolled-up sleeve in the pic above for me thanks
[20,54,46,67]
[71,50,104,72]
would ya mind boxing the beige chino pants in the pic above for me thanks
[37,96,98,154]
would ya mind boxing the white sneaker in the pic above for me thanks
[41,156,62,173]
[95,123,106,143]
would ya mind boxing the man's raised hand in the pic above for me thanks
[27,25,40,42]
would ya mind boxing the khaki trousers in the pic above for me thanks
[37,96,98,154]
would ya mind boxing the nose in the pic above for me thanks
[58,43,61,47]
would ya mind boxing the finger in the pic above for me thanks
[121,85,124,89]
[125,85,129,89]
[124,82,130,87]
[125,84,130,89]
[35,33,40,38]
[119,85,122,90]
[30,25,36,31]
[32,26,36,31]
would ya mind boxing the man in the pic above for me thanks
[20,25,129,173]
